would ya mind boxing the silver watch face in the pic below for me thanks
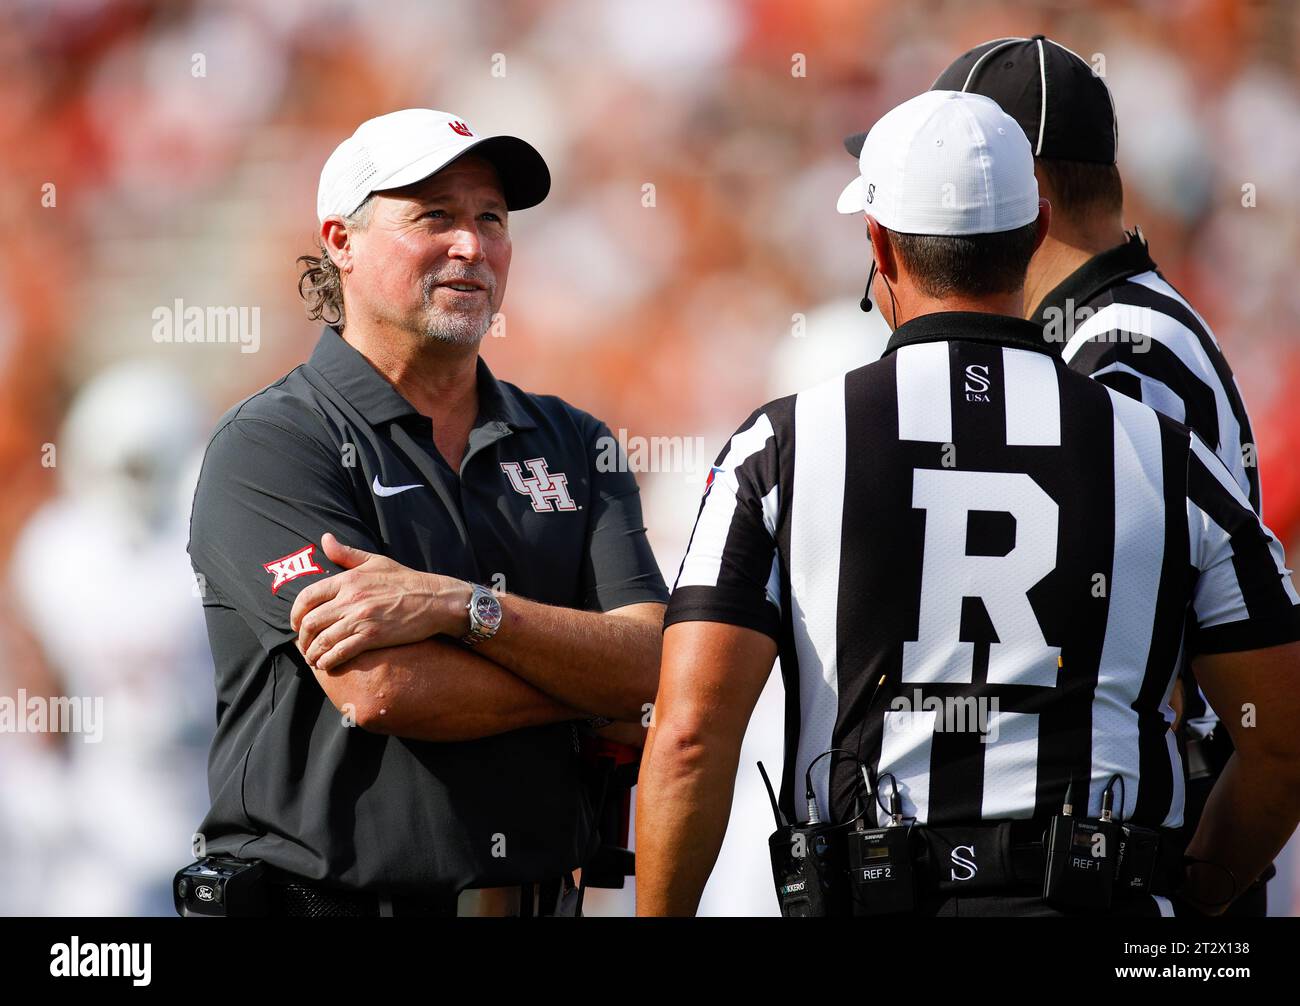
[471,591,502,631]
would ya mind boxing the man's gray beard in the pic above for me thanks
[418,310,489,347]
[416,277,493,347]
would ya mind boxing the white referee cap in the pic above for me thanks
[836,90,1039,235]
[316,108,550,223]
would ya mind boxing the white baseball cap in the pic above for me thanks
[836,90,1039,235]
[316,108,550,223]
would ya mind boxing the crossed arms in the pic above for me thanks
[289,534,663,742]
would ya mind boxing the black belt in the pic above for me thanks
[266,876,578,918]
[909,819,1184,900]
[268,881,458,917]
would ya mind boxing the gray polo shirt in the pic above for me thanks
[187,326,667,894]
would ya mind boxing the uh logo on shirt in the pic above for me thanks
[501,458,577,513]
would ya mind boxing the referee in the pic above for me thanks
[635,90,1300,917]
[187,109,667,916]
[921,35,1272,913]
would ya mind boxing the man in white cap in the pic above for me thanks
[186,109,668,916]
[636,91,1300,916]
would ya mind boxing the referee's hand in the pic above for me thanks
[291,533,472,670]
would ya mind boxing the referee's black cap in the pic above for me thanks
[843,35,1118,165]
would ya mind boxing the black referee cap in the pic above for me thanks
[844,35,1118,165]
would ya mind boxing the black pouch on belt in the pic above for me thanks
[914,821,1028,896]
[174,856,270,917]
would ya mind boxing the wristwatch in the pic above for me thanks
[461,584,503,646]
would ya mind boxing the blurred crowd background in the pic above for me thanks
[0,0,1297,916]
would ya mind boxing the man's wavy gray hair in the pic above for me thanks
[296,196,375,330]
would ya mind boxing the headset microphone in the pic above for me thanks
[758,760,787,831]
[859,260,877,312]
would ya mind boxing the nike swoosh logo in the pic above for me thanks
[372,476,424,498]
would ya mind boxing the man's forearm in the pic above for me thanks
[312,637,584,742]
[634,720,738,916]
[1184,753,1300,912]
[288,542,663,717]
[477,599,663,721]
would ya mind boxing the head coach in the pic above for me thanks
[185,109,667,917]
[635,90,1300,917]
[921,35,1275,914]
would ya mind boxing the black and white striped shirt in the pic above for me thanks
[1035,231,1262,513]
[665,311,1300,831]
[1034,231,1263,735]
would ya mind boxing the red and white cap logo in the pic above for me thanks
[263,544,324,594]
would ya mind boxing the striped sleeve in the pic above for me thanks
[1063,277,1260,511]
[1068,339,1193,429]
[664,406,782,639]
[1185,433,1300,654]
